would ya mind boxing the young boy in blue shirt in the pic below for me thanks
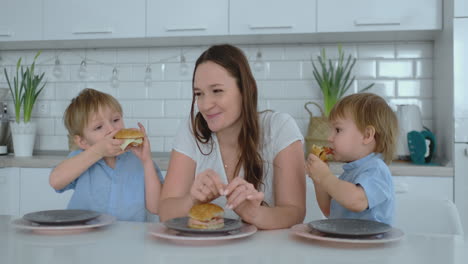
[306,93,398,225]
[50,88,163,222]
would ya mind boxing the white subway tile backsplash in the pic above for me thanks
[164,100,192,118]
[117,48,149,64]
[353,61,377,79]
[148,119,181,136]
[132,100,164,118]
[267,61,301,80]
[415,59,433,78]
[148,82,181,99]
[396,43,433,58]
[1,42,434,152]
[357,44,395,59]
[397,80,433,97]
[378,60,413,78]
[358,80,396,97]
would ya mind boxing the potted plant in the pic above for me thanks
[4,51,46,156]
[304,45,373,155]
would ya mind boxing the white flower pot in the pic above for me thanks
[10,121,37,157]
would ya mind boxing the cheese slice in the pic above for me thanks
[120,138,143,150]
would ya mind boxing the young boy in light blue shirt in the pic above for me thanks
[49,88,163,222]
[306,93,398,225]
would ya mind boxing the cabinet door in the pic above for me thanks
[147,0,228,37]
[393,176,453,201]
[317,0,442,32]
[0,0,42,41]
[0,168,20,216]
[43,0,145,40]
[230,0,317,35]
[19,168,73,215]
[455,0,468,17]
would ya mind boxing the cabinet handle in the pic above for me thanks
[72,29,113,35]
[0,31,12,37]
[248,25,293,30]
[165,26,207,32]
[354,18,401,26]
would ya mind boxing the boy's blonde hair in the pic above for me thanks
[64,88,122,140]
[329,93,398,164]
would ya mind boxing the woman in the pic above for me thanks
[159,44,305,229]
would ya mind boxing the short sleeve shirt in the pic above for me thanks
[56,150,164,222]
[173,111,304,219]
[329,153,395,225]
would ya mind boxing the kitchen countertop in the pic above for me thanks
[0,151,453,177]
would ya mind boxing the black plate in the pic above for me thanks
[308,218,392,237]
[23,210,101,225]
[164,217,242,234]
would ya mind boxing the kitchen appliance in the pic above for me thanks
[396,104,423,160]
[407,128,436,165]
[0,88,12,155]
[454,14,468,234]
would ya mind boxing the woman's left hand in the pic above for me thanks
[131,122,152,164]
[224,178,264,224]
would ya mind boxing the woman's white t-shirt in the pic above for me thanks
[173,111,304,218]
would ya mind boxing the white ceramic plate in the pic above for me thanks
[149,222,257,241]
[291,224,405,244]
[10,214,116,235]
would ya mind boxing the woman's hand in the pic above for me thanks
[130,122,152,164]
[306,153,331,184]
[189,169,225,204]
[224,178,264,224]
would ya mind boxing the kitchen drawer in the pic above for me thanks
[147,0,228,37]
[230,0,317,35]
[317,0,442,32]
[43,0,145,40]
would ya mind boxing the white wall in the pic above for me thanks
[0,42,434,152]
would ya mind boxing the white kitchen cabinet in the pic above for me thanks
[454,143,468,235]
[455,0,468,17]
[393,176,453,201]
[19,168,73,216]
[317,0,442,33]
[43,0,145,40]
[147,0,228,37]
[229,0,317,35]
[0,168,20,216]
[0,0,42,41]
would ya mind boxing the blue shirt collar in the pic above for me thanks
[343,152,383,171]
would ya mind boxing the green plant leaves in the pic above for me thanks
[3,51,45,123]
[311,45,374,116]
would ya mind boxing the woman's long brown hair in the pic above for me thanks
[190,44,264,191]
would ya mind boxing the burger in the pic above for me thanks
[114,129,144,151]
[187,203,224,230]
[311,144,334,162]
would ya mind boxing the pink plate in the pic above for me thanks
[291,223,405,244]
[148,222,257,241]
[10,214,116,235]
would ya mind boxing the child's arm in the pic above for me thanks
[130,123,161,214]
[306,154,331,216]
[49,131,123,191]
[307,154,368,213]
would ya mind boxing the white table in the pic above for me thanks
[1,215,466,264]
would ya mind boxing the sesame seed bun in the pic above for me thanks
[188,203,224,230]
[114,129,144,139]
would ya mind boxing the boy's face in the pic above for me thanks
[328,115,368,162]
[75,106,124,149]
